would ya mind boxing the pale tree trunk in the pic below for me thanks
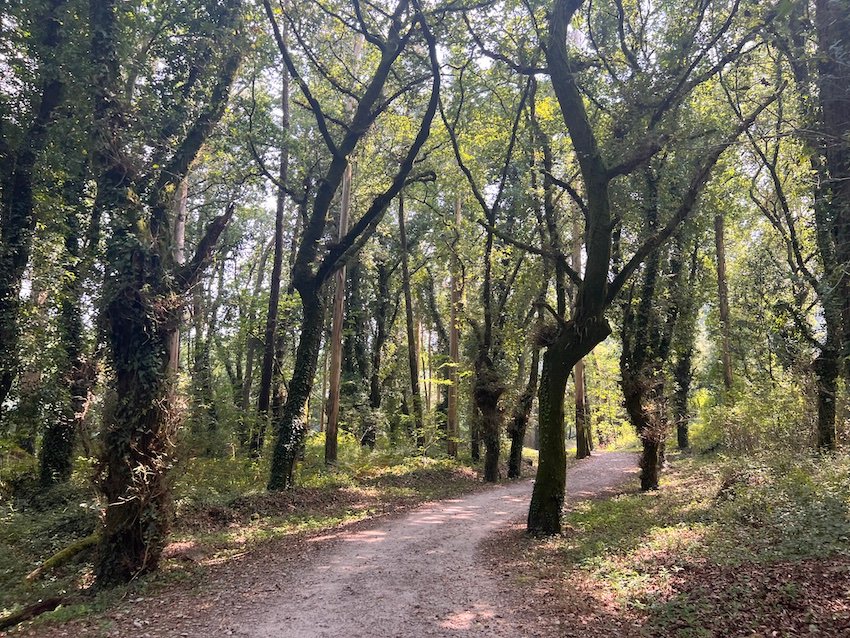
[324,159,352,463]
[570,210,592,459]
[324,35,363,463]
[240,240,271,413]
[715,212,733,390]
[167,179,188,376]
[574,361,591,458]
[447,195,462,456]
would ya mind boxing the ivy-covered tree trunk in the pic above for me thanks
[268,287,325,489]
[98,259,177,584]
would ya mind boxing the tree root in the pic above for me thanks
[25,532,98,582]
[0,597,64,631]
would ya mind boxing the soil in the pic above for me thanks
[21,451,638,638]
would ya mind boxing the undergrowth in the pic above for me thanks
[534,449,850,636]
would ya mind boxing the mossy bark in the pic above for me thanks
[528,319,609,535]
[268,288,325,490]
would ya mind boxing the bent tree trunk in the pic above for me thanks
[267,288,325,490]
[528,319,610,535]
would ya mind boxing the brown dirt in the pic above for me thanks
[18,451,638,638]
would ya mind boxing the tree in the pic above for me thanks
[519,0,779,533]
[264,0,441,490]
[0,0,69,421]
[89,0,244,584]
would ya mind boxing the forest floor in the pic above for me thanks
[7,448,850,637]
[490,450,850,637]
[7,451,637,637]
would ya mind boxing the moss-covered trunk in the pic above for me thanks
[268,287,325,490]
[528,319,609,535]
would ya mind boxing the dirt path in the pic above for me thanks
[240,451,637,638]
[24,452,637,638]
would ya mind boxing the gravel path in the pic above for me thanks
[241,451,638,638]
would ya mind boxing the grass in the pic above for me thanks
[520,449,850,636]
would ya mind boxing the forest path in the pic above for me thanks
[238,450,638,638]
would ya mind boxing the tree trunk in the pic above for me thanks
[574,361,591,459]
[256,48,291,449]
[98,265,177,584]
[814,0,850,384]
[475,357,503,482]
[166,179,188,375]
[508,345,539,479]
[621,362,665,490]
[0,0,67,420]
[364,261,392,447]
[238,242,271,446]
[398,196,424,446]
[324,158,352,465]
[39,176,93,486]
[268,287,326,490]
[639,438,662,491]
[814,349,838,450]
[714,213,734,390]
[673,347,693,450]
[528,319,610,535]
[90,0,240,585]
[191,276,220,457]
[470,389,481,462]
[447,197,462,457]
